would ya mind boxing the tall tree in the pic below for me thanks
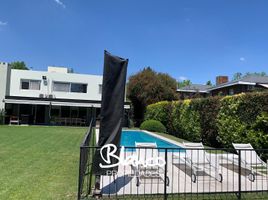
[178,80,191,88]
[206,80,212,86]
[233,72,267,81]
[10,61,29,70]
[232,72,243,80]
[244,72,267,77]
[127,67,178,126]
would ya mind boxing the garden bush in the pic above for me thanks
[145,92,268,149]
[173,99,201,142]
[217,94,248,147]
[140,120,167,133]
[145,101,174,133]
[217,92,268,148]
[193,97,221,146]
[0,109,5,125]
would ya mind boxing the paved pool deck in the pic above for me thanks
[95,129,268,196]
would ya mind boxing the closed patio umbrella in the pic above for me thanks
[93,50,128,175]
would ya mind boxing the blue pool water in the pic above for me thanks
[120,130,185,152]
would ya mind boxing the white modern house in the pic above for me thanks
[0,62,130,126]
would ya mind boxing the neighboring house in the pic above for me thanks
[177,84,210,99]
[0,62,130,126]
[177,75,268,99]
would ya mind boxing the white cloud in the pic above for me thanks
[0,21,7,26]
[54,0,66,8]
[240,57,245,62]
[178,76,188,81]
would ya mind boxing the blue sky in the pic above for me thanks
[0,0,268,84]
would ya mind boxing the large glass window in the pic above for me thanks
[229,88,234,95]
[21,80,41,90]
[53,82,70,92]
[30,80,41,90]
[53,82,87,93]
[21,81,30,89]
[71,83,87,93]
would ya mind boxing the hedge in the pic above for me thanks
[140,120,167,133]
[145,101,173,133]
[0,109,5,125]
[217,92,268,148]
[145,92,268,149]
[172,100,201,142]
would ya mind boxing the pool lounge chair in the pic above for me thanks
[226,143,267,182]
[133,142,169,187]
[175,142,223,183]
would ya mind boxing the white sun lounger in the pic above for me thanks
[133,142,169,187]
[228,143,267,181]
[174,142,223,183]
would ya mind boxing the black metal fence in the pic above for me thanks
[78,138,268,199]
[77,119,95,200]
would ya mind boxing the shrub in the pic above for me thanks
[145,92,268,149]
[217,94,248,147]
[171,101,183,137]
[145,101,174,133]
[217,92,268,148]
[0,109,5,125]
[129,119,135,128]
[170,100,201,142]
[246,112,268,149]
[140,120,166,133]
[178,100,201,142]
[193,97,221,146]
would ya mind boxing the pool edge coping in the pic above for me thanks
[124,129,186,150]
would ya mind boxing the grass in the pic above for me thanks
[0,125,87,200]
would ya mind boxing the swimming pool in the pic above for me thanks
[120,130,185,152]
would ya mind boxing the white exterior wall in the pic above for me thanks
[47,66,69,73]
[9,69,103,101]
[0,62,11,109]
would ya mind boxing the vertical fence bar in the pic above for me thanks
[164,148,168,200]
[88,147,93,197]
[77,119,93,200]
[86,147,90,196]
[77,146,83,200]
[238,149,241,200]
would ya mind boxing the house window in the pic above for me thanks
[229,88,234,95]
[21,80,41,90]
[21,81,29,89]
[53,82,87,93]
[71,83,87,93]
[247,85,254,90]
[53,82,70,92]
[99,84,102,94]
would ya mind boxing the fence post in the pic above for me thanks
[77,147,83,200]
[164,149,168,200]
[238,149,241,200]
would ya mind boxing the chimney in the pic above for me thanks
[216,76,228,85]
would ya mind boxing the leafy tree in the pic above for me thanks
[244,72,266,77]
[206,80,212,86]
[178,80,191,88]
[233,72,267,81]
[10,61,29,70]
[127,67,178,126]
[232,72,243,80]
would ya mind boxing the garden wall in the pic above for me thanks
[145,92,268,148]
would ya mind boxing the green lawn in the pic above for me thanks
[0,125,87,200]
